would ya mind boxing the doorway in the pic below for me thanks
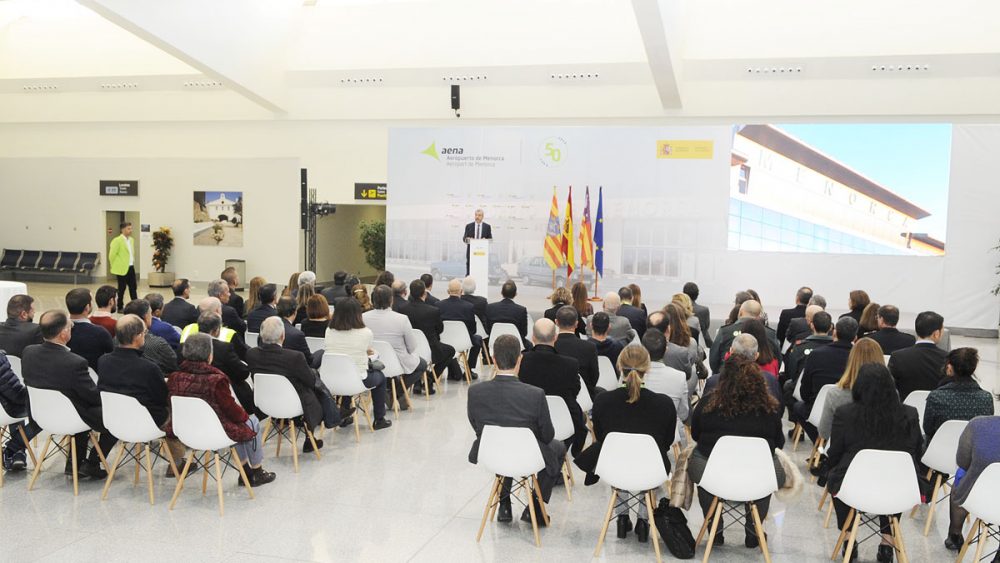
[104,210,141,280]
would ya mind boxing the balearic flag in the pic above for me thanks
[561,186,575,280]
[579,186,595,269]
[595,186,604,278]
[543,187,564,269]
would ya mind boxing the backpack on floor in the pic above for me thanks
[653,498,696,559]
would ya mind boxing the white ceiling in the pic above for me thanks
[2,0,1000,122]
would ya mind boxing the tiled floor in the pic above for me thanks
[2,281,998,562]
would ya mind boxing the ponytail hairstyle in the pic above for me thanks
[616,345,651,404]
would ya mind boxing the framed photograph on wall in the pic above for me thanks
[193,190,244,247]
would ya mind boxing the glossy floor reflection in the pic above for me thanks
[2,282,998,562]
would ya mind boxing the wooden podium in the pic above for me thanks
[468,238,491,301]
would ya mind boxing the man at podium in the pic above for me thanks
[463,209,492,275]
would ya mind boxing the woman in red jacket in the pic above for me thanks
[167,333,276,486]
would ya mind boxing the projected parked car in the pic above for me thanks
[517,256,595,288]
[430,255,507,284]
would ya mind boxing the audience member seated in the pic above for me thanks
[575,345,677,539]
[0,294,42,356]
[640,329,689,424]
[144,293,181,350]
[647,310,693,377]
[374,270,395,288]
[166,333,276,487]
[364,285,425,410]
[0,350,39,472]
[786,294,827,347]
[293,283,314,326]
[320,270,349,305]
[196,311,255,417]
[181,297,247,359]
[277,296,315,366]
[724,290,753,326]
[553,306,599,398]
[781,308,831,392]
[777,286,812,347]
[300,294,331,338]
[683,281,712,347]
[840,289,870,323]
[248,317,344,451]
[243,276,267,320]
[404,279,462,392]
[543,286,572,325]
[923,348,994,442]
[390,280,410,314]
[282,271,300,299]
[589,312,625,377]
[436,279,482,378]
[122,299,178,376]
[65,288,114,372]
[485,280,530,345]
[858,302,880,339]
[709,300,780,374]
[616,286,647,338]
[324,297,391,430]
[89,285,118,336]
[22,310,116,479]
[670,293,702,347]
[746,289,768,326]
[162,278,198,328]
[420,273,440,305]
[221,266,245,318]
[703,334,783,404]
[887,311,947,400]
[793,316,858,444]
[868,305,916,355]
[97,314,169,426]
[207,278,247,340]
[518,318,587,455]
[353,284,373,312]
[461,276,488,327]
[571,281,594,319]
[688,353,785,548]
[246,283,279,334]
[628,283,648,317]
[587,292,632,341]
[664,303,704,378]
[740,319,780,377]
[467,334,565,525]
[816,337,884,442]
[947,415,1000,552]
[296,271,316,298]
[825,364,921,561]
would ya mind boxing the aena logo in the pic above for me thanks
[421,142,463,161]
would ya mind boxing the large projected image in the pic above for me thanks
[728,124,952,255]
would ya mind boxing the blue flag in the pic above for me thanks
[594,186,604,277]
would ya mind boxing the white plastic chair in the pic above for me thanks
[913,419,969,536]
[593,432,670,562]
[883,354,890,365]
[833,449,921,563]
[6,355,21,382]
[88,367,98,384]
[794,383,835,460]
[168,396,255,516]
[254,373,322,473]
[245,332,259,348]
[903,391,930,433]
[695,436,778,562]
[545,396,576,500]
[26,387,108,496]
[408,329,440,398]
[475,425,548,547]
[441,320,474,383]
[99,392,180,504]
[488,322,523,360]
[0,401,37,487]
[371,340,410,417]
[319,353,374,443]
[305,336,325,355]
[597,355,618,391]
[577,376,597,442]
[792,372,804,402]
[957,463,1000,563]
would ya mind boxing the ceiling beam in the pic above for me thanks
[631,0,683,109]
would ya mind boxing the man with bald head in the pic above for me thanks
[709,299,780,373]
[518,318,587,454]
[587,292,631,341]
[436,278,482,378]
[786,295,827,347]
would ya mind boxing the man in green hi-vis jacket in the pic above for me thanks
[109,221,137,304]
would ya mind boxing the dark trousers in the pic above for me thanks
[364,370,388,420]
[431,343,462,387]
[74,431,117,464]
[469,335,483,370]
[833,498,895,537]
[392,359,426,401]
[499,439,566,504]
[3,420,41,452]
[792,400,818,443]
[117,266,138,304]
[314,379,341,429]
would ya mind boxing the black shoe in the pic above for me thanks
[584,472,599,486]
[711,531,725,546]
[470,371,479,380]
[520,498,549,527]
[165,462,199,478]
[746,531,767,548]
[79,460,107,480]
[2,448,26,472]
[877,544,894,563]
[246,465,276,487]
[945,533,965,551]
[373,418,392,430]
[339,416,354,428]
[339,406,356,420]
[427,386,436,395]
[635,518,650,543]
[413,384,424,395]
[617,514,632,538]
[787,429,796,439]
[303,438,324,453]
[497,501,513,523]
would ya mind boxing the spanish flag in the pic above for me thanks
[561,186,575,280]
[579,186,594,270]
[543,187,564,269]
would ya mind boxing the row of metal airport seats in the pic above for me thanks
[0,249,100,283]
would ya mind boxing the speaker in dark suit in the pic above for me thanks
[463,211,493,275]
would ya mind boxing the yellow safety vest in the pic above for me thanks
[180,324,236,343]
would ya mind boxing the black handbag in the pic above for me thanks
[653,498,696,559]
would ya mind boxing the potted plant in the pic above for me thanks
[359,219,386,272]
[149,226,175,287]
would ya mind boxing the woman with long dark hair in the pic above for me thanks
[739,318,778,377]
[826,363,922,561]
[571,281,594,318]
[323,297,391,430]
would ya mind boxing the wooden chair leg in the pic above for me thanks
[101,441,128,500]
[289,421,300,473]
[362,393,374,431]
[645,490,663,563]
[972,521,988,563]
[791,424,802,451]
[750,502,772,563]
[422,371,430,400]
[305,428,321,461]
[88,432,108,470]
[843,512,861,563]
[561,457,573,501]
[892,516,910,563]
[461,351,472,384]
[17,425,37,467]
[594,489,619,556]
[956,518,980,562]
[819,486,829,510]
[28,435,52,491]
[261,417,273,445]
[532,477,550,526]
[201,451,211,496]
[476,476,501,542]
[160,440,180,479]
[275,420,285,458]
[824,500,835,529]
[169,451,195,510]
[71,435,79,496]
[702,501,723,563]
[353,397,362,443]
[144,444,155,505]
[391,382,400,417]
[695,496,719,546]
[922,474,943,536]
[831,508,855,560]
[214,452,225,517]
[525,478,541,547]
[132,444,141,486]
[231,448,255,499]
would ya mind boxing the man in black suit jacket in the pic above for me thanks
[616,286,647,338]
[246,283,279,334]
[520,318,588,456]
[0,294,42,356]
[486,280,529,347]
[65,288,114,371]
[683,282,712,347]
[436,279,483,374]
[467,333,564,524]
[161,278,198,328]
[420,274,440,305]
[320,270,349,304]
[552,306,600,399]
[776,286,812,347]
[793,316,858,443]
[461,276,488,327]
[197,312,255,416]
[277,296,315,366]
[708,300,780,373]
[405,280,460,390]
[97,315,169,426]
[869,304,916,355]
[463,209,493,275]
[888,311,947,400]
[221,267,244,318]
[22,310,115,478]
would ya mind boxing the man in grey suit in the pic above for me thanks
[587,292,632,341]
[467,334,565,525]
[363,285,426,409]
[683,282,712,347]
